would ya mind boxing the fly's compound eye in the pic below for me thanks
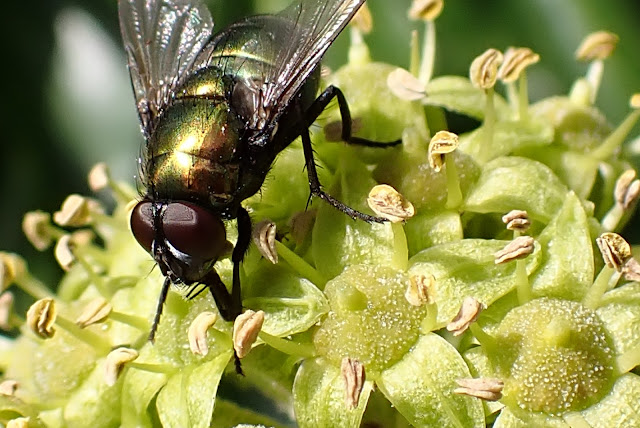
[130,200,154,252]
[162,202,227,261]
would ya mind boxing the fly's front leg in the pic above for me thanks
[231,207,252,319]
[201,269,235,320]
[230,207,252,375]
[201,207,250,375]
[148,277,172,342]
[200,206,250,321]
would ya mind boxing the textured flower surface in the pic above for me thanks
[2,2,640,428]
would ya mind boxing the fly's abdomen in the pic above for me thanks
[144,68,244,208]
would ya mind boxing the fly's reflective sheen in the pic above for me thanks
[119,0,399,345]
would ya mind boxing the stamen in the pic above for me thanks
[341,357,366,409]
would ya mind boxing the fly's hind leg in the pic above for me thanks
[200,270,236,320]
[299,85,401,222]
[307,85,402,147]
[300,128,385,223]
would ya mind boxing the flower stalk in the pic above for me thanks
[591,97,640,161]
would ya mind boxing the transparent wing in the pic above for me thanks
[118,0,214,138]
[263,0,365,115]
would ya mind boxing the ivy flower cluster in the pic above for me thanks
[1,1,640,427]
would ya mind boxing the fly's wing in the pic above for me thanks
[118,0,214,140]
[262,0,366,118]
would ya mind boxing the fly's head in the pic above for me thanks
[130,199,228,284]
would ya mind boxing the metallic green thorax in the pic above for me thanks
[143,15,319,217]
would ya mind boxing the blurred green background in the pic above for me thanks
[1,0,639,286]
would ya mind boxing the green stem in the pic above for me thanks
[601,204,624,232]
[585,59,604,105]
[129,362,176,375]
[16,273,52,300]
[506,81,518,113]
[92,212,122,230]
[444,153,462,209]
[79,245,110,267]
[75,255,110,297]
[110,180,137,205]
[424,105,448,134]
[348,28,370,65]
[48,224,68,241]
[592,109,640,161]
[9,312,25,328]
[275,241,326,288]
[469,323,500,356]
[583,266,617,309]
[518,71,529,121]
[259,331,316,358]
[390,222,409,271]
[484,88,496,151]
[420,303,438,334]
[515,259,531,304]
[569,78,592,106]
[418,20,436,85]
[409,30,420,76]
[56,315,112,354]
[110,311,149,331]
